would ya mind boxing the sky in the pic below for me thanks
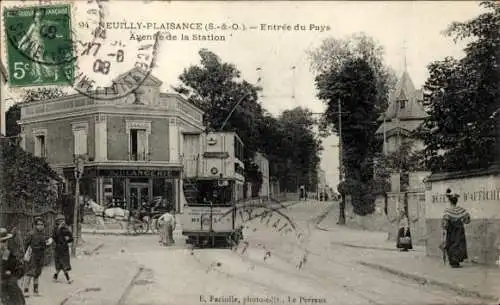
[1,0,485,188]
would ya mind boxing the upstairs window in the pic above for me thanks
[35,135,46,158]
[399,99,407,109]
[72,122,89,156]
[130,129,148,161]
[73,129,88,156]
[126,120,151,161]
[32,128,48,158]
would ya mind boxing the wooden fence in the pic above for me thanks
[0,209,57,266]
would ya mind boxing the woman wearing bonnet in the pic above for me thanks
[441,188,471,268]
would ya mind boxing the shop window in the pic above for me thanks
[153,178,166,197]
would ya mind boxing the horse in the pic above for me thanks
[83,197,130,219]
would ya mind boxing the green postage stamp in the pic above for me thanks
[4,4,75,87]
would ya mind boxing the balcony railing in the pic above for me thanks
[128,151,150,161]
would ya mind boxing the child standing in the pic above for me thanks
[52,214,73,284]
[22,217,52,297]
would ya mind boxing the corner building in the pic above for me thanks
[18,68,204,212]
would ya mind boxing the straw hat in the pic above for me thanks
[0,228,13,242]
[55,214,65,222]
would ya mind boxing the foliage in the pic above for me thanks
[274,107,322,191]
[372,140,426,193]
[309,32,397,135]
[418,1,500,172]
[0,139,61,213]
[5,88,67,137]
[5,104,21,137]
[315,57,380,215]
[175,49,322,192]
[22,87,68,103]
[244,161,263,197]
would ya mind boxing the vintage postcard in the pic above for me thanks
[0,1,499,305]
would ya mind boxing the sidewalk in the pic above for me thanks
[317,205,500,303]
[26,236,141,305]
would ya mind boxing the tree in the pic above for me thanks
[418,1,500,172]
[5,104,21,137]
[175,50,323,195]
[316,57,379,216]
[0,139,61,213]
[22,87,68,103]
[309,32,397,132]
[276,107,322,192]
[174,49,265,190]
[6,88,68,137]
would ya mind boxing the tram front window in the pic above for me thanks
[195,181,232,206]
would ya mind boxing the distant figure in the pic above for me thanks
[1,227,26,305]
[396,217,413,251]
[441,189,470,268]
[299,185,305,201]
[158,210,176,246]
[52,215,73,284]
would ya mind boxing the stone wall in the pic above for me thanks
[344,191,427,245]
[425,168,500,265]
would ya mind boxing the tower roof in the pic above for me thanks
[375,71,427,135]
[378,71,427,121]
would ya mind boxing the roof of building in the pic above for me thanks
[378,71,427,121]
[375,118,423,135]
[375,70,427,135]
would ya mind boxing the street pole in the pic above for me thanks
[383,115,387,155]
[338,98,346,225]
[72,155,84,257]
[338,99,343,182]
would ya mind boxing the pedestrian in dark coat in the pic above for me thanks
[1,228,26,305]
[396,217,413,251]
[52,214,73,283]
[22,217,53,296]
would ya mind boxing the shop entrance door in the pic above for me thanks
[129,183,150,211]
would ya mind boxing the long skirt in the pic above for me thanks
[0,278,26,305]
[159,222,174,246]
[54,246,71,272]
[445,221,468,266]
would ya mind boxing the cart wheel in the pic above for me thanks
[134,221,145,234]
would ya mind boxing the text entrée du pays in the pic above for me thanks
[81,22,332,32]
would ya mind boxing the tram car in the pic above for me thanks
[181,178,244,247]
